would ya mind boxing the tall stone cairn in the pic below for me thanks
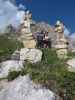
[54,20,68,59]
[20,11,36,48]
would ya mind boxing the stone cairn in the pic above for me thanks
[20,11,36,48]
[54,20,68,59]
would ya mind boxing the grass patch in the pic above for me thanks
[0,34,23,62]
[7,48,75,100]
[8,71,21,81]
[67,51,75,59]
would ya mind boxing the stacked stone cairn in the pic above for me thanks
[20,11,36,48]
[54,20,68,59]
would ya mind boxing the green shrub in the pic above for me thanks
[8,71,21,81]
[41,48,67,64]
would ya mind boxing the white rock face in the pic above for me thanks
[0,48,42,78]
[0,75,55,100]
[0,60,23,78]
[67,58,75,70]
[20,48,42,63]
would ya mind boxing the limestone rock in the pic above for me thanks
[0,75,55,100]
[20,48,42,63]
[0,48,42,78]
[0,60,23,78]
[23,40,36,48]
[67,58,75,71]
[56,49,68,59]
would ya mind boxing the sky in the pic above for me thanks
[0,0,75,35]
[0,0,25,33]
[15,0,75,33]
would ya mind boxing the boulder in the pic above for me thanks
[0,75,55,100]
[67,58,75,71]
[0,48,42,78]
[20,48,42,63]
[23,40,36,48]
[0,60,23,78]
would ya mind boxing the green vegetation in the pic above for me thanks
[67,51,75,59]
[8,71,21,81]
[7,48,75,100]
[0,34,23,62]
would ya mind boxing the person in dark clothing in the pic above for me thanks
[37,31,44,48]
[43,32,51,48]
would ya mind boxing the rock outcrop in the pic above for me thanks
[12,48,42,63]
[20,48,42,63]
[0,60,23,78]
[67,58,75,71]
[0,75,55,100]
[0,48,42,78]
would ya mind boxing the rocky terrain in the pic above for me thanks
[0,47,57,100]
[0,0,75,100]
[0,21,75,100]
[0,75,55,100]
[0,48,42,78]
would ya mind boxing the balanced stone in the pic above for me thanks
[54,20,68,59]
[20,11,36,48]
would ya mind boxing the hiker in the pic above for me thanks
[43,31,51,48]
[37,31,44,48]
